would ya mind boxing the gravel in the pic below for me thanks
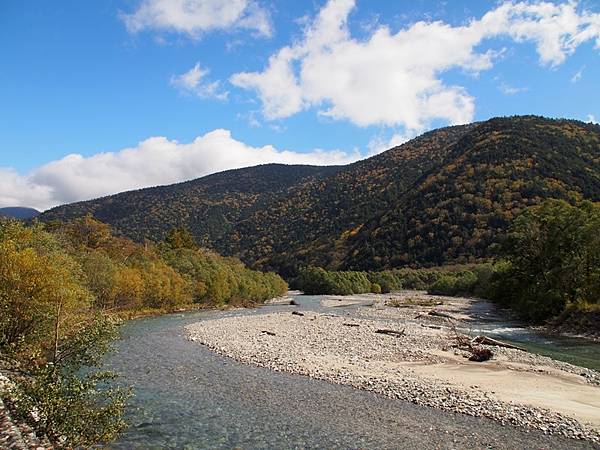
[187,296,600,444]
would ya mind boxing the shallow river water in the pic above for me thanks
[105,295,599,449]
[461,299,600,371]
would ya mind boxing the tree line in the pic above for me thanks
[293,265,467,295]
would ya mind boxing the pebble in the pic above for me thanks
[186,296,600,444]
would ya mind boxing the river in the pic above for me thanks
[105,294,600,449]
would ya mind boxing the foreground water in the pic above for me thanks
[105,295,599,449]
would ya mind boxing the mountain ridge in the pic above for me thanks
[40,116,600,275]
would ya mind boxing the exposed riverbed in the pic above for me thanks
[106,292,600,449]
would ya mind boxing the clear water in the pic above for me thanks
[103,296,598,449]
[461,302,600,371]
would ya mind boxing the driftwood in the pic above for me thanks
[428,310,455,320]
[260,330,276,336]
[375,328,406,338]
[468,347,493,362]
[449,326,494,362]
[342,323,360,327]
[471,335,526,352]
[421,324,442,330]
[291,311,305,317]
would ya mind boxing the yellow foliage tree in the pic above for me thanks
[0,231,91,362]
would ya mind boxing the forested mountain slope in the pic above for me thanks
[0,207,40,219]
[41,116,600,275]
[344,117,600,269]
[42,164,341,248]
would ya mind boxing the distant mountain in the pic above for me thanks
[0,207,40,220]
[40,116,600,275]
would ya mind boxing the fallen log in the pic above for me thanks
[291,311,305,317]
[421,324,442,330]
[471,335,526,352]
[375,328,406,338]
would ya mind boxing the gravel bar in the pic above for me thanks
[187,297,600,444]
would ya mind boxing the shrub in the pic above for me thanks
[370,283,382,294]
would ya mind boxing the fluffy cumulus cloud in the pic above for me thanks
[121,0,272,38]
[231,0,600,130]
[170,63,228,100]
[0,130,360,211]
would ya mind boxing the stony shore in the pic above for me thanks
[187,292,600,444]
[0,375,49,450]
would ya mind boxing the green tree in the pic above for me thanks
[164,226,198,250]
[11,317,130,448]
[493,200,600,321]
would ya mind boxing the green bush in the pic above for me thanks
[10,317,130,448]
[296,266,484,296]
[429,275,458,296]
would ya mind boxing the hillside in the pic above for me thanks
[0,207,40,220]
[41,164,341,247]
[40,116,600,275]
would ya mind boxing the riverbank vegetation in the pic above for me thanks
[295,200,600,328]
[0,217,287,447]
[491,199,600,323]
[294,266,450,295]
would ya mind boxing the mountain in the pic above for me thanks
[40,116,600,275]
[0,207,40,220]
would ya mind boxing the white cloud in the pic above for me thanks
[0,168,55,212]
[232,47,305,119]
[121,0,272,38]
[367,131,416,156]
[0,130,360,211]
[587,114,598,124]
[571,66,585,83]
[231,0,600,130]
[498,82,529,95]
[170,63,228,100]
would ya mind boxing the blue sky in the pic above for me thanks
[1,0,599,210]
